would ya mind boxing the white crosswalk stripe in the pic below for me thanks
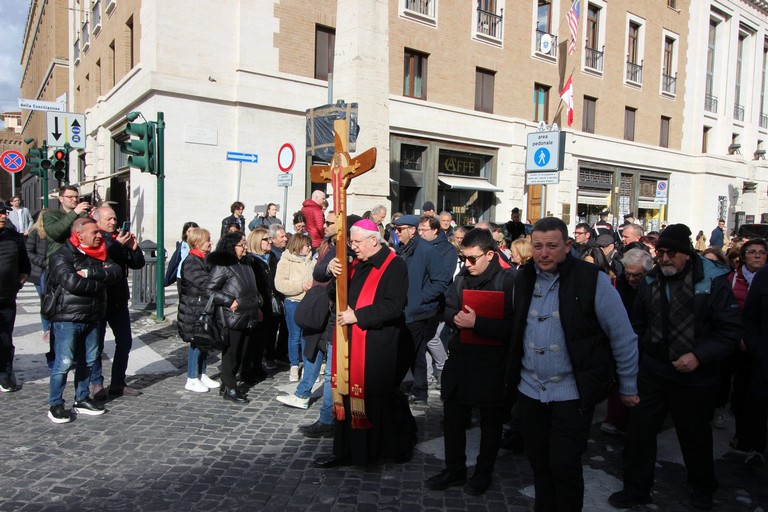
[11,283,176,384]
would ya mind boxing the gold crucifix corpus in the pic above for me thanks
[310,119,376,396]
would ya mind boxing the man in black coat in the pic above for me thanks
[0,201,31,393]
[46,217,122,423]
[425,228,515,496]
[609,224,742,510]
[742,265,768,468]
[314,219,416,468]
[90,206,146,399]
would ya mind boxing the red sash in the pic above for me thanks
[332,250,396,429]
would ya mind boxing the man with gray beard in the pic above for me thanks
[609,224,742,511]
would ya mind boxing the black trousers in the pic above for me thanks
[623,369,718,496]
[220,329,250,389]
[519,394,594,512]
[0,304,16,382]
[406,316,438,400]
[443,398,505,477]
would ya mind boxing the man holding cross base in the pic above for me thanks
[313,219,416,468]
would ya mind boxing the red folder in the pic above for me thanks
[460,290,504,346]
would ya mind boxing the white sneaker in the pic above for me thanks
[185,378,209,393]
[276,394,309,409]
[199,374,220,389]
[289,365,300,382]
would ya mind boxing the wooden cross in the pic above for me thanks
[310,119,377,396]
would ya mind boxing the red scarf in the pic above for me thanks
[69,231,107,261]
[332,250,396,429]
[189,248,206,259]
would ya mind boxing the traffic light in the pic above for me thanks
[121,121,156,174]
[26,147,51,177]
[52,147,69,182]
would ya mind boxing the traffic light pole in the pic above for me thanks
[41,140,49,208]
[155,112,165,322]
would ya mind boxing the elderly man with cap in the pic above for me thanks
[394,214,451,404]
[422,201,436,218]
[609,224,742,510]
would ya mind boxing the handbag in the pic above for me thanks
[41,281,60,320]
[191,296,229,350]
[271,295,284,317]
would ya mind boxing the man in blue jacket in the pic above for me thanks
[393,214,451,403]
[609,224,741,510]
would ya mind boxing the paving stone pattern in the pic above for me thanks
[0,284,765,511]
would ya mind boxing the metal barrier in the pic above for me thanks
[131,240,164,310]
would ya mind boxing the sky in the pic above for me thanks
[0,1,31,127]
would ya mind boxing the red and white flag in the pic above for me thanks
[567,0,582,55]
[560,74,574,127]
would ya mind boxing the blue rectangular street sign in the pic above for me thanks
[227,151,259,163]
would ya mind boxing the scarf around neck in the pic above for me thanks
[649,262,695,361]
[69,230,107,261]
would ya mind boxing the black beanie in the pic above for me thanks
[656,224,693,255]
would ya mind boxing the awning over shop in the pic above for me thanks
[577,193,609,206]
[438,175,503,193]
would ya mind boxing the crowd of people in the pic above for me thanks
[1,188,766,510]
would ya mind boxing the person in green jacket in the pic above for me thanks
[43,185,92,263]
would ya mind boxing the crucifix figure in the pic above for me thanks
[310,119,376,423]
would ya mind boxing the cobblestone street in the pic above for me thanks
[1,284,765,511]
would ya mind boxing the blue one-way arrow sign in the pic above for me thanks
[227,151,258,163]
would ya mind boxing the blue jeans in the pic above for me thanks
[92,307,133,388]
[284,299,304,366]
[319,340,333,425]
[187,346,208,379]
[295,344,325,398]
[50,322,100,406]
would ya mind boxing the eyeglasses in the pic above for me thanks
[746,249,768,256]
[61,195,79,200]
[417,227,433,233]
[349,237,371,247]
[236,242,248,248]
[324,221,334,226]
[574,231,588,236]
[624,271,645,279]
[395,226,412,232]
[655,248,677,259]
[461,253,486,265]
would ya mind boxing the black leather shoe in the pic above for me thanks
[222,386,249,404]
[463,473,492,496]
[500,430,525,454]
[608,489,652,509]
[313,454,349,468]
[299,420,334,438]
[425,469,467,490]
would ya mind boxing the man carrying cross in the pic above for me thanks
[313,219,416,467]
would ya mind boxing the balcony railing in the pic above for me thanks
[704,94,718,113]
[626,59,643,84]
[477,9,503,39]
[662,73,677,94]
[404,0,435,17]
[734,104,745,122]
[585,46,604,71]
[760,113,768,129]
[535,30,558,57]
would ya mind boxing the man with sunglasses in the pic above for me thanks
[425,227,515,495]
[393,214,451,404]
[610,224,742,510]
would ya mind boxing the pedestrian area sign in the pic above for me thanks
[525,130,564,172]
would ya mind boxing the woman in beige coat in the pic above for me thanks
[275,233,316,381]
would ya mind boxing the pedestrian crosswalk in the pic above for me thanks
[12,283,176,384]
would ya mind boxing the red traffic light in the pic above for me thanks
[54,150,65,160]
